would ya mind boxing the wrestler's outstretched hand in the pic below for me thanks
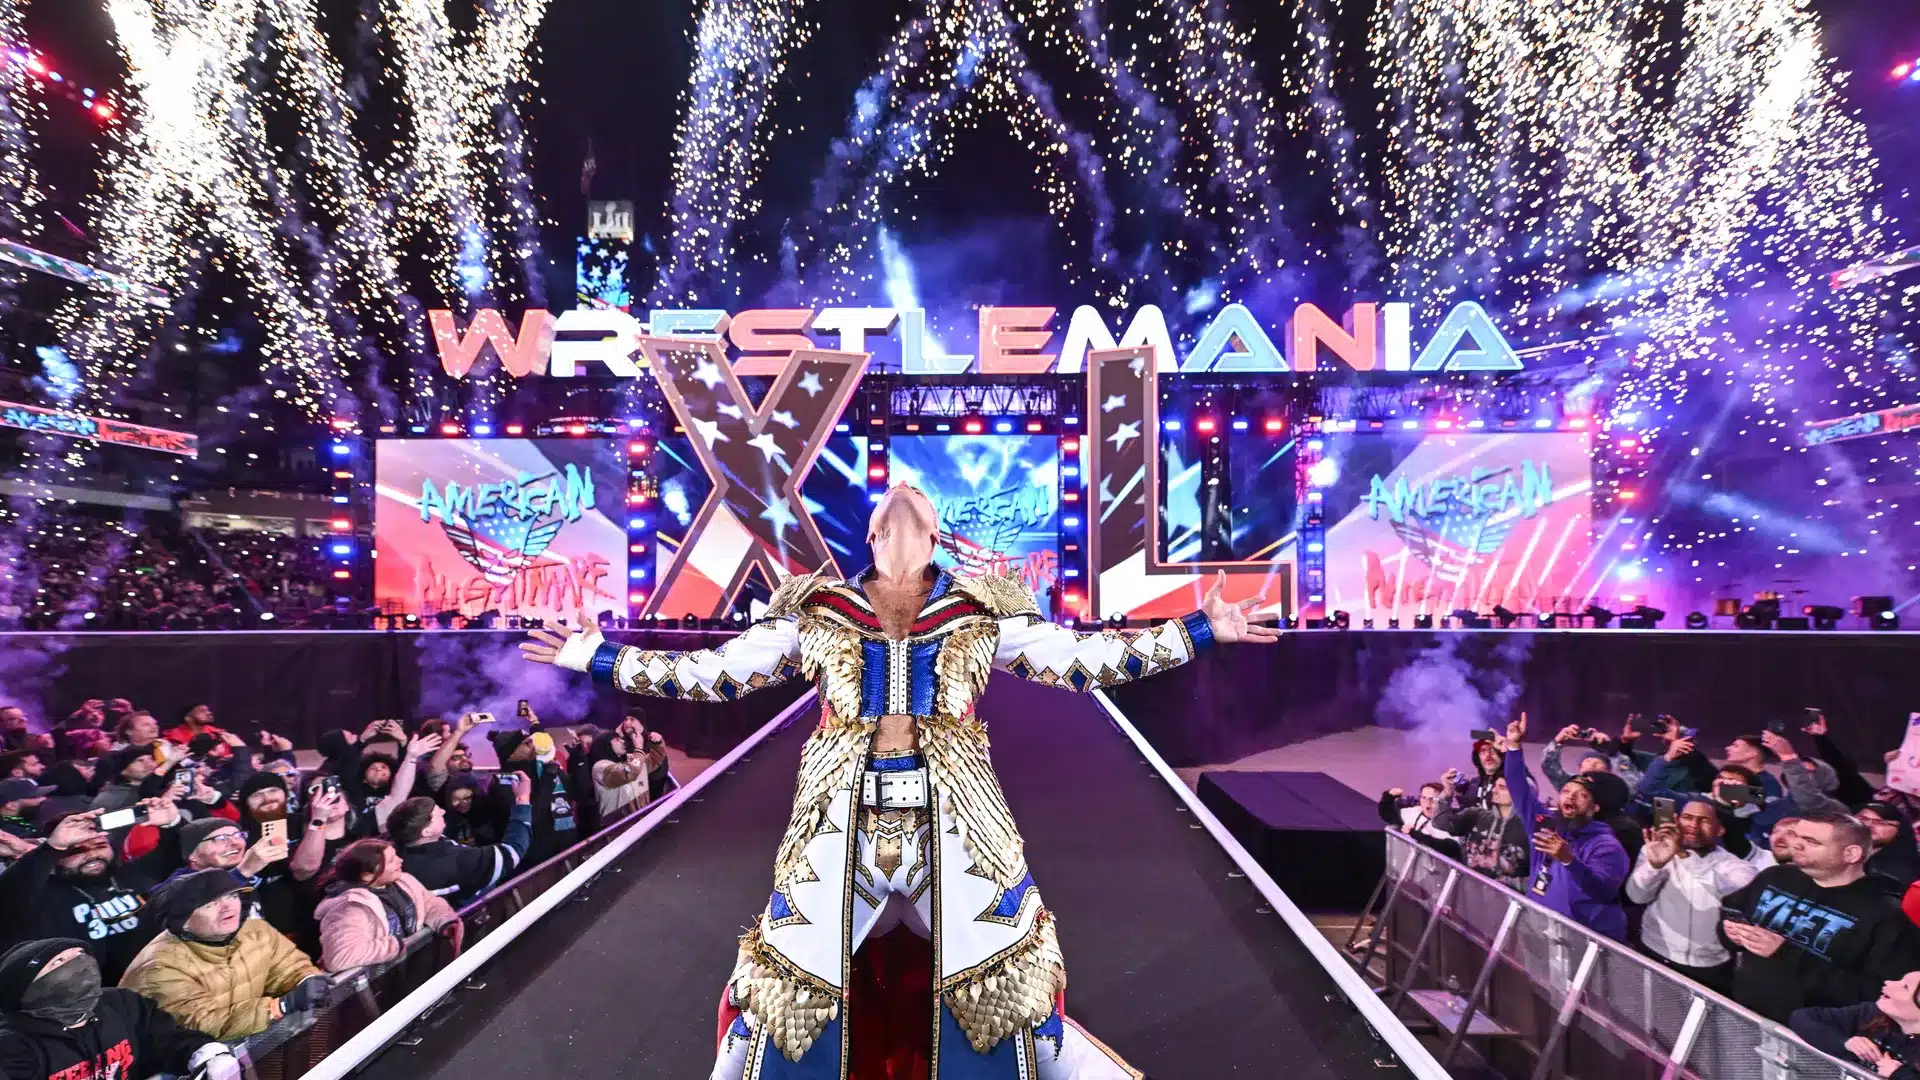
[519,607,598,665]
[1202,570,1281,644]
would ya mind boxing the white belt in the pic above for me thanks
[861,767,929,809]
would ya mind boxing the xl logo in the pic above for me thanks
[637,337,868,617]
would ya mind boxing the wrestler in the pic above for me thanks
[522,482,1275,1078]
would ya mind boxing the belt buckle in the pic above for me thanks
[861,771,878,806]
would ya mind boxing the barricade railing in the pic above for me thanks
[1356,829,1880,1080]
[226,692,812,1079]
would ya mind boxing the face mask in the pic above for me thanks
[20,954,103,1027]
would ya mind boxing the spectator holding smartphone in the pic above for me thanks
[1721,811,1920,1021]
[390,780,533,907]
[1503,714,1630,940]
[1791,971,1920,1079]
[1626,799,1757,994]
[1433,765,1530,892]
[0,799,186,983]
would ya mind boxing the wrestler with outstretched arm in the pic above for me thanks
[522,482,1276,1079]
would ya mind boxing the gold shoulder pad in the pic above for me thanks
[765,572,829,619]
[952,571,1040,617]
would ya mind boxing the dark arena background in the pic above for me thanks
[0,0,1917,1077]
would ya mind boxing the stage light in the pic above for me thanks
[1306,458,1339,487]
[995,421,1013,434]
[1163,420,1182,432]
[260,612,275,622]
[868,466,887,479]
[332,570,350,580]
[1434,419,1452,430]
[1400,419,1418,429]
[1231,419,1248,431]
[1628,605,1666,627]
[870,418,884,426]
[328,443,350,456]
[330,418,354,431]
[1063,517,1080,528]
[1857,596,1895,619]
[935,424,950,433]
[836,423,851,433]
[1873,610,1900,631]
[1806,605,1844,630]
[1064,417,1079,426]
[330,543,351,556]
[681,614,699,629]
[1585,604,1615,628]
[330,518,350,531]
[1493,605,1517,628]
[904,423,920,432]
[1331,610,1350,630]
[1063,466,1079,477]
[472,425,491,436]
[1306,542,1323,553]
[1686,612,1709,629]
[440,423,459,435]
[1106,612,1125,629]
[628,518,646,529]
[963,419,983,434]
[628,441,649,454]
[1617,490,1638,502]
[629,542,646,554]
[1263,418,1284,433]
[505,425,524,436]
[1025,421,1043,433]
[1412,614,1434,629]
[1898,62,1914,79]
[1450,609,1488,629]
[1533,418,1553,429]
[1195,418,1216,433]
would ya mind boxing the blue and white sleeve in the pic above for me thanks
[990,611,1214,691]
[556,619,804,701]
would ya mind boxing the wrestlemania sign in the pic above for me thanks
[428,300,1526,378]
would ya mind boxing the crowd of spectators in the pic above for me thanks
[0,696,673,1080]
[1379,710,1920,1079]
[0,511,340,630]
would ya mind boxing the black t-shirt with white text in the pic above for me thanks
[1723,866,1920,1021]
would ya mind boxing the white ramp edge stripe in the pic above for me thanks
[1090,689,1451,1080]
[295,688,819,1080]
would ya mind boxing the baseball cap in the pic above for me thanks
[0,778,53,804]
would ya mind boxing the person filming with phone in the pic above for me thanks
[0,797,186,984]
[1719,811,1920,1022]
[1503,714,1630,941]
[1626,799,1757,994]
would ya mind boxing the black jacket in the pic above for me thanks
[400,804,534,908]
[1789,1002,1920,1080]
[0,987,217,1080]
[0,839,184,984]
[486,762,577,866]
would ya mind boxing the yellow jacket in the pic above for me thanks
[119,919,322,1040]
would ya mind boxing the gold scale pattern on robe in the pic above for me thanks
[737,570,1066,1061]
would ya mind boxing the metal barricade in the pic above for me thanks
[1357,830,1881,1080]
[230,795,670,1078]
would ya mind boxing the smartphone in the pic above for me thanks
[98,805,149,831]
[1721,783,1755,806]
[1533,813,1554,832]
[1653,797,1676,827]
[1765,718,1791,736]
[472,712,496,725]
[1678,726,1699,741]
[259,816,287,846]
[517,699,531,719]
[1469,728,1498,742]
[1720,904,1751,924]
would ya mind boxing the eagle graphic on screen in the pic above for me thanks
[443,513,568,585]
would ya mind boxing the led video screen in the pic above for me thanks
[887,434,1062,616]
[374,439,629,622]
[1319,431,1594,619]
[1156,427,1299,564]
